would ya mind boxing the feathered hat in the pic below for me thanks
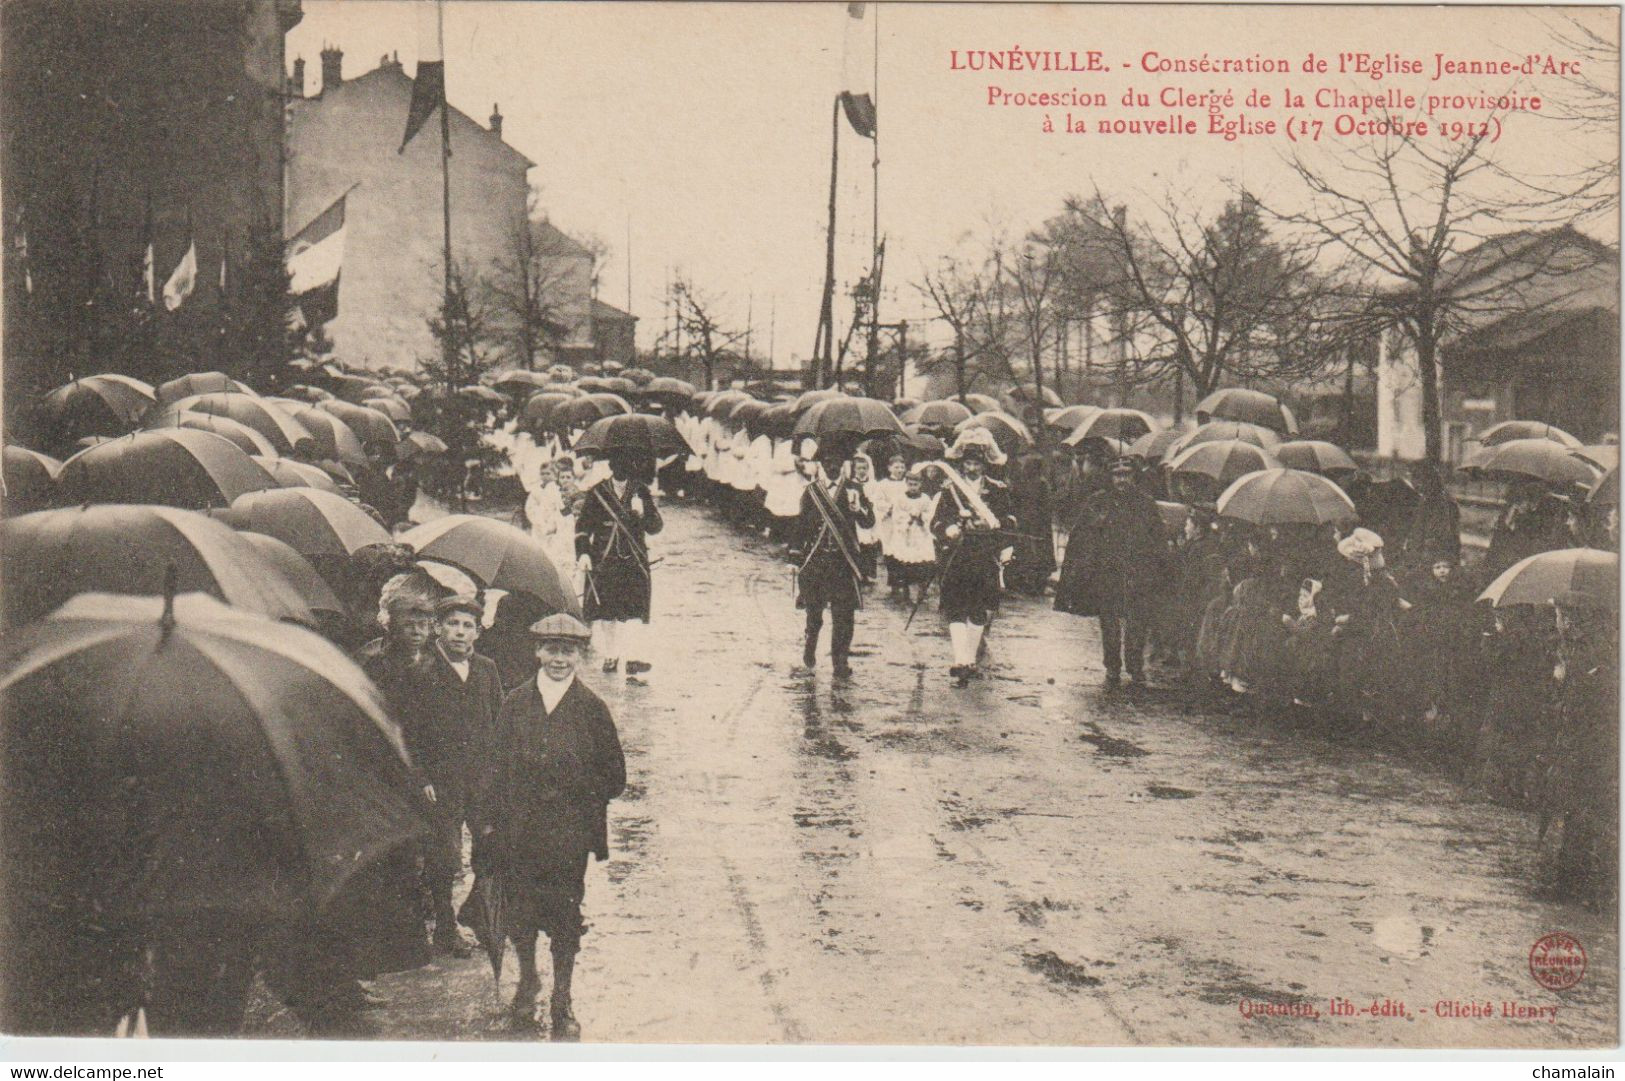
[945,426,1007,466]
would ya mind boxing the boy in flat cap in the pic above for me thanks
[469,613,626,1040]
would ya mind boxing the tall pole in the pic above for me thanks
[814,93,840,390]
[865,2,881,392]
[625,212,633,310]
[438,2,455,391]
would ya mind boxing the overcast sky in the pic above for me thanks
[288,2,1618,361]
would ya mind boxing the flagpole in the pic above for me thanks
[438,0,456,393]
[866,2,880,396]
[815,93,840,390]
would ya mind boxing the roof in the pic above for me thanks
[1439,226,1616,290]
[592,297,638,324]
[1449,304,1617,357]
[298,60,534,171]
[533,220,593,259]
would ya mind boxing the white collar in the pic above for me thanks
[536,671,575,711]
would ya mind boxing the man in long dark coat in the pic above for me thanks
[791,444,874,679]
[577,450,663,679]
[470,613,626,1040]
[932,428,1015,687]
[1056,456,1168,687]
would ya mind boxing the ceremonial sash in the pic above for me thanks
[592,484,651,577]
[803,479,865,583]
[935,461,1002,530]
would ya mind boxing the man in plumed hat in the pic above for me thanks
[790,440,875,679]
[469,612,626,1040]
[931,427,1016,687]
[576,449,663,680]
[1055,455,1168,687]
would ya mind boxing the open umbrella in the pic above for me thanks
[1195,387,1298,435]
[901,426,946,460]
[793,396,904,442]
[572,413,691,457]
[490,370,554,395]
[1459,438,1599,488]
[399,430,450,458]
[320,400,401,449]
[58,429,279,509]
[277,401,368,465]
[1165,420,1281,461]
[622,367,656,386]
[0,592,429,925]
[1044,404,1101,433]
[1063,408,1156,445]
[284,384,335,403]
[902,400,974,431]
[637,377,698,406]
[1479,547,1618,609]
[575,376,616,393]
[1273,440,1358,475]
[2,445,62,513]
[757,402,796,440]
[892,397,922,415]
[1573,445,1619,473]
[727,399,773,437]
[520,392,578,431]
[1001,385,1063,410]
[458,384,507,405]
[953,412,1033,455]
[250,454,345,494]
[1168,439,1283,486]
[145,409,279,457]
[1216,467,1358,526]
[1478,420,1581,450]
[237,531,345,616]
[551,393,634,433]
[960,393,1002,414]
[155,371,253,405]
[40,375,156,443]
[360,397,412,424]
[1128,427,1185,462]
[705,390,754,419]
[1589,465,1617,508]
[219,487,391,560]
[2,504,313,628]
[400,515,578,616]
[791,388,843,415]
[164,393,313,456]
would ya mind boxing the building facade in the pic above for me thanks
[2,0,301,405]
[285,49,533,370]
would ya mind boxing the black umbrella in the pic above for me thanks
[792,396,903,441]
[154,371,254,405]
[550,393,633,433]
[902,400,974,431]
[144,409,279,458]
[40,375,155,445]
[571,413,691,457]
[162,393,314,456]
[1195,387,1298,435]
[637,376,698,405]
[318,400,401,450]
[58,429,279,509]
[791,388,843,415]
[2,445,63,514]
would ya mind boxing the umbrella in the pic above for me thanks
[278,401,368,465]
[892,397,922,414]
[155,371,253,404]
[251,455,344,495]
[490,370,554,395]
[360,397,412,423]
[1067,435,1133,461]
[2,505,313,628]
[1128,428,1185,462]
[400,515,579,616]
[596,377,638,397]
[237,531,345,615]
[960,393,1002,414]
[902,400,974,431]
[284,384,335,403]
[165,393,314,456]
[1063,408,1156,445]
[705,390,754,418]
[1195,387,1298,435]
[1273,440,1358,475]
[1001,385,1063,410]
[575,376,617,393]
[793,397,904,441]
[520,392,578,429]
[1168,439,1283,486]
[637,377,698,404]
[545,364,576,382]
[550,393,634,433]
[953,412,1033,455]
[1460,438,1599,488]
[1479,548,1618,609]
[320,400,401,448]
[727,399,773,436]
[1478,420,1581,450]
[571,413,692,457]
[145,409,279,457]
[1166,420,1281,460]
[791,388,843,415]
[901,427,946,460]
[1216,467,1358,526]
[2,445,62,513]
[458,384,507,405]
[476,873,509,982]
[1573,445,1619,473]
[1589,465,1617,507]
[400,430,450,458]
[756,403,796,440]
[1044,404,1101,433]
[0,591,430,923]
[219,487,392,560]
[622,367,656,386]
[58,429,279,509]
[40,375,155,442]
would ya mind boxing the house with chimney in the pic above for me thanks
[284,47,535,370]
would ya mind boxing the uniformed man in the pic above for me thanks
[790,443,874,679]
[932,428,1015,687]
[470,613,626,1040]
[576,450,664,679]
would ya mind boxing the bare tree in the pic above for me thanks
[483,214,588,370]
[1528,13,1620,221]
[1002,230,1064,432]
[667,273,746,390]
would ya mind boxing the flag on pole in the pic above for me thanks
[400,1,446,151]
[287,188,349,327]
[840,1,876,138]
[163,214,197,312]
[141,196,156,305]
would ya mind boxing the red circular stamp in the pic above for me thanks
[1529,932,1587,991]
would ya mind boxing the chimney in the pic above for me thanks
[489,103,503,137]
[320,45,343,92]
[290,57,305,97]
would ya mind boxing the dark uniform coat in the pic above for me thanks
[793,476,874,611]
[577,477,663,623]
[930,475,1014,623]
[1054,484,1167,617]
[469,677,626,939]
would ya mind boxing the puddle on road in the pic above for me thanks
[1079,722,1149,758]
[1023,950,1103,988]
[1147,784,1199,800]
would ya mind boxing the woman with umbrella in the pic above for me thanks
[470,613,626,1039]
[932,428,1017,688]
[574,434,665,680]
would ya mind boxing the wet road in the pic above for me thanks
[251,501,1617,1046]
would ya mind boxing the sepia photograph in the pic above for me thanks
[0,0,1619,1058]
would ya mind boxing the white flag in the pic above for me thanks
[163,238,196,311]
[143,242,155,304]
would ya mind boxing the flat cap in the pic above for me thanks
[529,612,592,642]
[435,593,483,618]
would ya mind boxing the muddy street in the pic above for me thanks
[248,502,1617,1046]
